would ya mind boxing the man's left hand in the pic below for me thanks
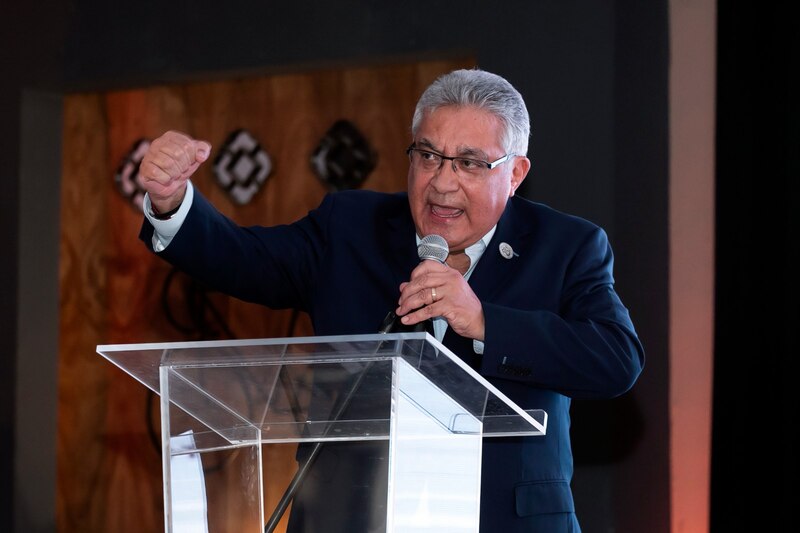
[395,260,485,341]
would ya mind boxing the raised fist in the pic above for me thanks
[139,130,211,213]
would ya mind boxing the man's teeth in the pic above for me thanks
[432,205,463,218]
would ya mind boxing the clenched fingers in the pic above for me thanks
[140,130,211,211]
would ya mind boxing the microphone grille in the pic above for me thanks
[417,234,449,263]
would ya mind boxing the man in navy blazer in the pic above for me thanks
[139,69,644,532]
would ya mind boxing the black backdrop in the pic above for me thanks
[712,4,799,531]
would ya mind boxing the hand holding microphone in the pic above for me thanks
[378,234,448,333]
[393,234,486,341]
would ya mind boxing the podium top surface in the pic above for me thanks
[97,333,546,444]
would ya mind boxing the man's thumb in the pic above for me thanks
[195,141,212,162]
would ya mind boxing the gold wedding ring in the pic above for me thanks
[431,287,437,302]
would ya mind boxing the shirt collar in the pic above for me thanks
[415,225,497,278]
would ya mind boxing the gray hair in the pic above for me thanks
[411,69,530,156]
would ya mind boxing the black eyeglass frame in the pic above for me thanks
[405,144,515,172]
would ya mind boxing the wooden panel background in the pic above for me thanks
[57,58,473,533]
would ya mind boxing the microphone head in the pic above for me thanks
[417,234,449,263]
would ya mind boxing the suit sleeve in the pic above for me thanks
[139,188,333,312]
[480,227,644,399]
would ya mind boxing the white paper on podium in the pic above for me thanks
[170,430,209,533]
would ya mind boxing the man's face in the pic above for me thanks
[408,105,530,251]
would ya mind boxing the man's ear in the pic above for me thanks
[509,156,531,197]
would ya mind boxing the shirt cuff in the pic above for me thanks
[143,181,194,252]
[473,339,485,355]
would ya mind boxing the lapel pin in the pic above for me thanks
[499,242,517,259]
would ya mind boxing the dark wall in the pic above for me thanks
[1,3,68,532]
[712,4,799,532]
[1,1,669,532]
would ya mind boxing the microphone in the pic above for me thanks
[416,233,449,264]
[378,234,449,333]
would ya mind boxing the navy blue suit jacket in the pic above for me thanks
[141,188,644,532]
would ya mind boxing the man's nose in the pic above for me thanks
[431,160,460,192]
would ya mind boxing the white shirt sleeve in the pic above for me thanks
[142,181,195,252]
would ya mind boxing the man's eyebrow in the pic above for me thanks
[458,146,487,158]
[416,138,488,158]
[416,138,439,152]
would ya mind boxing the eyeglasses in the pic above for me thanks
[406,144,514,177]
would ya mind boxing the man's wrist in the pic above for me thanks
[143,182,194,252]
[151,204,181,220]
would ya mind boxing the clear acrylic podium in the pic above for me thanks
[97,332,547,533]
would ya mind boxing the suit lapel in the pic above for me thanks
[467,198,534,303]
[444,199,535,368]
[383,195,420,289]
